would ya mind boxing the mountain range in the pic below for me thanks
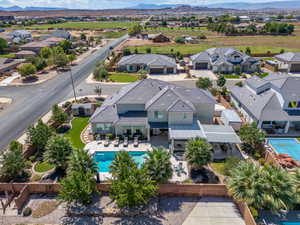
[0,6,66,11]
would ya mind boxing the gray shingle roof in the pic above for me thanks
[275,52,300,62]
[117,54,176,68]
[168,99,195,112]
[246,75,269,89]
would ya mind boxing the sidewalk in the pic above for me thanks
[0,72,20,86]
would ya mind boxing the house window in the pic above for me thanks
[154,111,164,119]
[96,123,111,132]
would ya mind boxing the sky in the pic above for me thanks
[0,0,296,9]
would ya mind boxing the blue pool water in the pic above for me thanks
[281,222,300,225]
[93,151,147,172]
[268,138,300,162]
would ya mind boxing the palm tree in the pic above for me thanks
[185,138,212,169]
[227,161,265,209]
[109,151,137,180]
[143,147,173,184]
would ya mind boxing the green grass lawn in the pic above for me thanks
[108,73,140,83]
[210,162,226,175]
[223,74,241,79]
[0,53,15,58]
[26,22,137,30]
[64,117,89,149]
[34,162,55,173]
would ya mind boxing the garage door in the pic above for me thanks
[290,64,300,73]
[195,63,208,70]
[150,68,164,74]
[167,68,174,73]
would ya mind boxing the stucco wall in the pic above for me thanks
[168,112,193,125]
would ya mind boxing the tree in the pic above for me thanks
[235,65,241,75]
[175,36,185,44]
[146,47,152,54]
[217,76,226,88]
[228,161,297,213]
[138,69,147,79]
[44,136,72,170]
[27,119,53,152]
[51,104,68,127]
[40,47,52,59]
[54,53,69,68]
[0,37,7,53]
[17,63,37,78]
[245,47,251,55]
[143,147,173,184]
[122,48,131,56]
[128,24,143,36]
[185,138,212,169]
[196,77,212,90]
[59,40,72,54]
[93,63,108,81]
[109,151,157,208]
[68,148,98,174]
[68,54,76,63]
[28,56,47,71]
[239,123,265,152]
[94,85,102,97]
[0,141,26,181]
[59,171,97,206]
[80,33,87,40]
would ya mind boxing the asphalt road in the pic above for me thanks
[0,35,128,150]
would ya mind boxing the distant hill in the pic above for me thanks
[129,4,190,10]
[207,0,300,10]
[0,5,67,11]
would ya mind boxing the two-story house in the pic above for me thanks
[90,79,241,151]
[190,47,260,74]
[230,73,300,135]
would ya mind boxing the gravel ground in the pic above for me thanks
[1,196,199,225]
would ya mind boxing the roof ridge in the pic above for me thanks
[145,86,170,109]
[258,92,276,120]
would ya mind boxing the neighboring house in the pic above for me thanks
[0,58,25,75]
[190,47,260,74]
[15,50,37,59]
[40,30,72,41]
[20,37,65,53]
[90,79,241,152]
[230,74,300,135]
[275,52,300,73]
[117,54,177,74]
[72,103,96,117]
[184,36,200,44]
[148,33,170,43]
[8,30,31,43]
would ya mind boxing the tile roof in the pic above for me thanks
[117,54,176,68]
[275,52,300,62]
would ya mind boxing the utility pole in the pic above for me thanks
[69,60,77,102]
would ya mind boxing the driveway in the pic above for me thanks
[182,197,246,225]
[190,70,217,80]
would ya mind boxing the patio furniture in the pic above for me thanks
[123,136,128,147]
[104,136,109,147]
[134,136,139,147]
[114,137,120,147]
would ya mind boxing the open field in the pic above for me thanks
[25,21,137,30]
[127,25,300,55]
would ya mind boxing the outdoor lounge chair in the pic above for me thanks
[123,136,128,147]
[133,136,139,147]
[114,137,120,147]
[104,136,109,147]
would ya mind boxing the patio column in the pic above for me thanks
[257,120,263,129]
[147,127,150,141]
[284,121,290,134]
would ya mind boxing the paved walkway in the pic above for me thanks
[0,73,20,86]
[182,197,246,225]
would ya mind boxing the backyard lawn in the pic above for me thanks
[108,73,140,83]
[210,162,226,176]
[25,22,137,30]
[223,74,241,79]
[34,162,55,173]
[64,117,89,149]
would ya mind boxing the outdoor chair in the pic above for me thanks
[104,136,110,147]
[123,136,128,147]
[114,136,120,147]
[134,136,139,147]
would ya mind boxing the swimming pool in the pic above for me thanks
[281,222,300,225]
[268,138,300,162]
[93,151,147,172]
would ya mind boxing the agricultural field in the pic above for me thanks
[128,24,300,55]
[24,21,138,30]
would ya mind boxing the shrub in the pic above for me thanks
[175,36,185,44]
[249,206,259,219]
[23,207,32,217]
[17,63,37,78]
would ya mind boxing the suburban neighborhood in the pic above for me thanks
[1,2,300,225]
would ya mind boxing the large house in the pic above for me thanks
[190,47,260,74]
[230,73,300,135]
[90,79,241,152]
[275,52,300,73]
[20,37,65,53]
[8,30,31,43]
[117,54,177,74]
